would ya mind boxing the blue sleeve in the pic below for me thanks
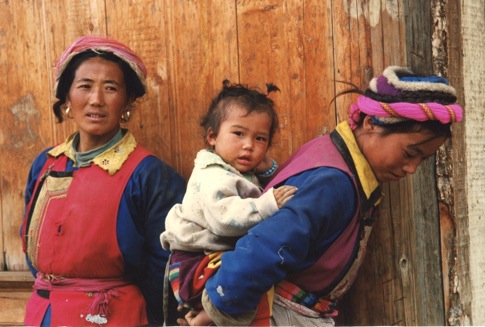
[205,167,356,314]
[117,155,186,324]
[23,148,53,207]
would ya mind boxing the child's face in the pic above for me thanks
[207,104,272,173]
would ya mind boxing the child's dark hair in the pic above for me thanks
[200,80,280,147]
[53,49,145,123]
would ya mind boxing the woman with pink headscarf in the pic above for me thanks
[20,36,185,326]
[180,66,463,326]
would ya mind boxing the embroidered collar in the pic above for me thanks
[48,130,138,175]
[335,121,382,206]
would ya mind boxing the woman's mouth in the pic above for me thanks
[86,113,106,120]
[389,172,405,181]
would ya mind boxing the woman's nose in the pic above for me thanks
[90,88,105,106]
[402,158,421,175]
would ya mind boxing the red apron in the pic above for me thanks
[22,146,151,326]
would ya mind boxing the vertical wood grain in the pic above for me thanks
[166,0,239,177]
[1,0,51,272]
[126,0,240,177]
[236,0,307,160]
[447,0,485,324]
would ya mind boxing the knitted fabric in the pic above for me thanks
[369,66,457,96]
[349,65,463,129]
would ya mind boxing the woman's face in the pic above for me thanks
[66,57,129,152]
[207,104,272,173]
[357,116,447,182]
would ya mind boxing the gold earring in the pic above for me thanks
[64,107,73,119]
[121,111,131,123]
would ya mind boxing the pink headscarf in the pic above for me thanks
[348,66,463,130]
[348,96,463,130]
[55,35,147,96]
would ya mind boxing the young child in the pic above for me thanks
[160,80,297,325]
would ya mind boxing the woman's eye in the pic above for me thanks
[404,151,415,159]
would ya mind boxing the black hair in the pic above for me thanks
[53,49,145,123]
[200,80,280,147]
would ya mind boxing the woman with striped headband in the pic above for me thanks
[180,66,463,326]
[20,35,185,326]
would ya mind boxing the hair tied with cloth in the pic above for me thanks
[348,66,463,130]
[55,35,147,96]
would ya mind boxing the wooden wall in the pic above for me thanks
[446,0,485,324]
[0,0,468,325]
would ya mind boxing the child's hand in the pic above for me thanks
[177,309,213,326]
[273,185,298,208]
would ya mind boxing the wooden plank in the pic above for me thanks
[0,291,31,326]
[302,0,335,137]
[354,0,375,86]
[107,0,240,178]
[0,272,34,289]
[403,0,432,73]
[167,0,239,178]
[404,1,444,325]
[432,0,460,319]
[332,0,360,124]
[0,272,33,326]
[236,0,308,162]
[448,0,485,324]
[0,0,52,272]
[464,0,485,318]
[442,0,470,324]
[390,179,414,326]
[381,0,405,66]
[411,160,445,325]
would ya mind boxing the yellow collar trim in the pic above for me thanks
[48,131,138,175]
[335,121,381,202]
